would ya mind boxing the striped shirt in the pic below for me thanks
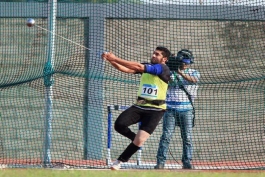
[166,68,200,111]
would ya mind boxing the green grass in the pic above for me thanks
[0,169,264,177]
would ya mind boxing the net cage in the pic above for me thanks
[0,0,264,170]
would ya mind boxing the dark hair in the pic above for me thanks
[156,46,171,59]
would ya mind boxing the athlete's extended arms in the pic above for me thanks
[102,52,145,73]
[108,60,136,73]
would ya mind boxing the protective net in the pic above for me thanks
[0,1,264,170]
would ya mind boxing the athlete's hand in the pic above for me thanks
[101,51,108,60]
[101,52,116,61]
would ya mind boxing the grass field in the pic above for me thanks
[0,169,264,177]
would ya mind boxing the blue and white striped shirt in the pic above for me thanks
[166,68,200,111]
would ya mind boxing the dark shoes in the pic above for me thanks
[154,164,165,169]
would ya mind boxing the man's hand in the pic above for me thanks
[177,67,183,75]
[177,67,198,83]
[101,52,144,73]
[101,52,116,61]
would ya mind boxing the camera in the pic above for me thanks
[166,55,183,71]
[166,49,194,71]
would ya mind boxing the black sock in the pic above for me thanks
[117,143,140,162]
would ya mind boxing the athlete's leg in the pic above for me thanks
[114,106,141,141]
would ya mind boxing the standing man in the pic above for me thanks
[155,49,200,169]
[102,46,171,170]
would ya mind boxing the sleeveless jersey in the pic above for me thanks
[135,68,170,109]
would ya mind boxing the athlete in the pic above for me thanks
[102,46,171,170]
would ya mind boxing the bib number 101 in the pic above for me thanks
[141,84,158,98]
[143,87,157,95]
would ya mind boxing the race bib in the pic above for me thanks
[140,84,158,99]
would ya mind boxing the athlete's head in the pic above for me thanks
[151,46,171,64]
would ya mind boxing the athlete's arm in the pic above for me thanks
[108,60,136,73]
[144,64,163,75]
[102,52,145,73]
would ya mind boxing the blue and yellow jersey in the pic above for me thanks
[134,63,170,110]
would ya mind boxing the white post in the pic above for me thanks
[43,0,57,168]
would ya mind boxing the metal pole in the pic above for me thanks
[137,122,142,165]
[43,0,57,168]
[106,106,112,166]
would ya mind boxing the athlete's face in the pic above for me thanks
[151,50,167,64]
